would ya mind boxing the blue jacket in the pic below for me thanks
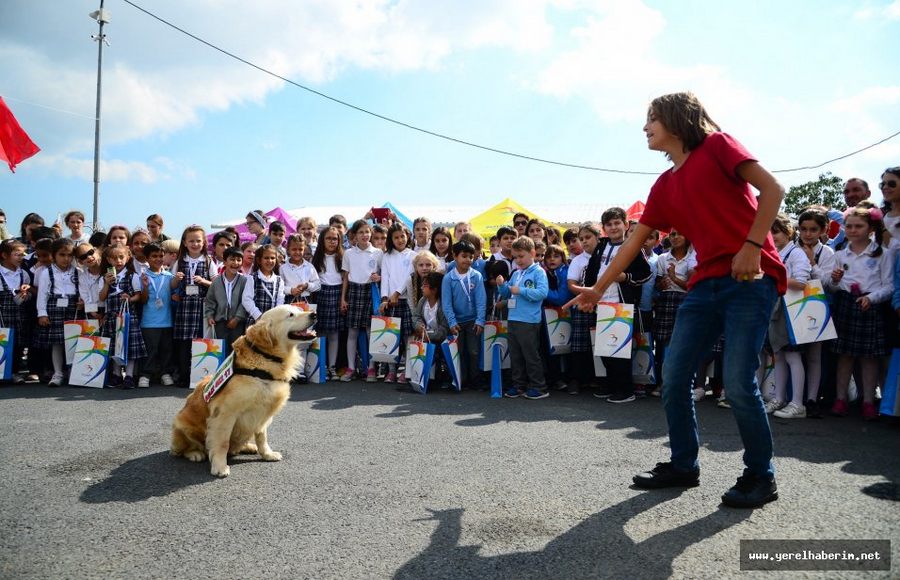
[496,263,549,324]
[442,267,486,328]
[892,253,900,310]
[544,263,573,307]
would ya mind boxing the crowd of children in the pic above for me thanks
[2,169,899,419]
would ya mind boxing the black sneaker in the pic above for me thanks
[721,472,778,508]
[633,462,700,489]
[593,385,614,399]
[607,393,636,404]
[805,399,822,419]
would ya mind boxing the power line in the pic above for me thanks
[121,0,899,176]
[1,95,98,121]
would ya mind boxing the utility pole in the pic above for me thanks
[89,1,110,232]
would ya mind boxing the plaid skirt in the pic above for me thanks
[385,299,414,345]
[831,290,887,356]
[570,306,595,353]
[174,295,204,340]
[315,284,345,332]
[347,282,373,330]
[0,291,21,332]
[33,293,79,348]
[101,293,147,361]
[653,291,685,346]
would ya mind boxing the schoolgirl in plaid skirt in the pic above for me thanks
[34,261,80,348]
[378,224,416,382]
[340,220,383,379]
[170,226,215,387]
[99,244,147,386]
[311,226,346,377]
[566,223,600,388]
[823,206,892,420]
[0,239,32,380]
[35,241,81,386]
[241,245,284,325]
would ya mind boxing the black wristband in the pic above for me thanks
[744,239,764,249]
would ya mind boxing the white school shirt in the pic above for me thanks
[0,265,28,294]
[31,264,47,289]
[825,241,893,304]
[413,242,430,253]
[36,265,78,317]
[806,242,836,282]
[567,252,590,284]
[106,268,140,297]
[341,245,383,284]
[132,258,148,276]
[597,241,622,302]
[280,261,321,298]
[423,299,439,332]
[778,241,811,285]
[319,254,343,286]
[656,249,697,294]
[241,271,285,321]
[78,269,104,310]
[380,248,414,299]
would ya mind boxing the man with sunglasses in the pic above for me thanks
[512,213,529,237]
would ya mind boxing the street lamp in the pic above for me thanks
[89,1,110,232]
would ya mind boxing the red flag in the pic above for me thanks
[0,97,40,172]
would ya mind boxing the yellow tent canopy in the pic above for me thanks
[468,198,564,243]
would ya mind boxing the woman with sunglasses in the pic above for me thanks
[880,168,900,244]
[75,243,105,323]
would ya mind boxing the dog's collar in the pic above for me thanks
[233,366,277,381]
[244,339,284,364]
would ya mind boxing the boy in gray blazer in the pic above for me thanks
[204,247,248,352]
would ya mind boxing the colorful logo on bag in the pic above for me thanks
[75,336,109,382]
[786,285,831,339]
[596,304,633,356]
[546,308,571,340]
[191,338,223,369]
[408,342,428,376]
[0,331,8,369]
[305,340,322,380]
[484,322,509,363]
[371,317,401,351]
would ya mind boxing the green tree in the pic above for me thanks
[783,172,845,216]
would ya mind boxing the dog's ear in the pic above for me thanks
[246,317,275,352]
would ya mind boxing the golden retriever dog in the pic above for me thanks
[171,305,316,477]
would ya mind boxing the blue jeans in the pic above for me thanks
[661,275,778,478]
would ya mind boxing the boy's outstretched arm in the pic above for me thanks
[564,223,653,311]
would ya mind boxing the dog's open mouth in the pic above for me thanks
[288,329,317,341]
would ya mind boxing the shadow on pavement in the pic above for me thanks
[394,491,751,579]
[80,451,211,503]
[0,384,189,402]
[292,383,900,493]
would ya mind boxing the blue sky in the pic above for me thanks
[1,0,899,236]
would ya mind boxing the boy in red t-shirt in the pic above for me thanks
[568,92,786,509]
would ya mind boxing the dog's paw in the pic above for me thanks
[260,451,282,462]
[210,465,230,478]
[184,450,206,463]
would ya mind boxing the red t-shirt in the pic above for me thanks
[640,132,787,295]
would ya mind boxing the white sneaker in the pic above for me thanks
[692,387,705,402]
[773,402,806,419]
[137,376,151,388]
[160,374,175,386]
[48,372,65,387]
[764,399,785,414]
[716,395,731,409]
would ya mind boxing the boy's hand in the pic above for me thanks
[564,286,602,311]
[474,324,483,336]
[38,316,50,327]
[450,324,460,335]
[495,275,505,286]
[227,318,238,329]
[731,244,762,282]
[208,318,216,327]
[510,285,520,295]
[831,268,844,284]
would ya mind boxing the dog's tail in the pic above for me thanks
[170,424,190,457]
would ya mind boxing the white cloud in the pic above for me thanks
[30,154,197,183]
[855,0,900,19]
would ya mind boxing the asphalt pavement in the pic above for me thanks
[1,381,898,579]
